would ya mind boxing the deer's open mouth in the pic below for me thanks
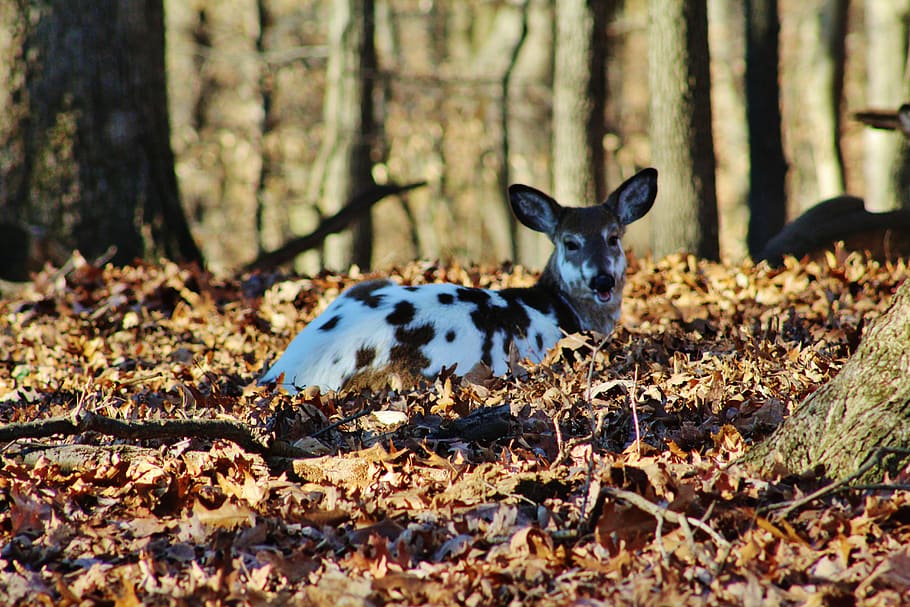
[594,289,613,303]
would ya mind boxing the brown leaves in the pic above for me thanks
[2,252,910,605]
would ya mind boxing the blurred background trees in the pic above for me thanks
[0,0,201,279]
[2,0,910,278]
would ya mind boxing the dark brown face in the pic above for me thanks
[552,205,627,306]
[508,168,657,332]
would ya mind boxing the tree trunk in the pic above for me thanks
[0,0,201,272]
[254,0,273,258]
[742,279,910,482]
[306,0,376,271]
[498,0,530,262]
[647,0,720,260]
[707,0,750,262]
[744,0,787,258]
[552,0,611,206]
[784,1,847,209]
[507,0,553,270]
[864,0,910,212]
[461,3,533,264]
[350,0,378,269]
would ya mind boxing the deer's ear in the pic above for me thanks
[509,184,563,238]
[606,168,658,226]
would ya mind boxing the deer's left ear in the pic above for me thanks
[509,184,563,238]
[606,168,658,226]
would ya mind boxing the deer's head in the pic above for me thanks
[509,168,657,334]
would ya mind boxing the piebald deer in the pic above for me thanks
[260,168,658,392]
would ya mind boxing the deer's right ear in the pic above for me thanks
[609,167,658,226]
[509,184,563,238]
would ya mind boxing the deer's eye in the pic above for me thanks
[562,237,581,252]
[607,234,620,247]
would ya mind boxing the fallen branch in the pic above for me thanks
[310,408,372,438]
[0,410,309,459]
[245,181,427,271]
[430,404,512,442]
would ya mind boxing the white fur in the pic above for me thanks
[259,281,563,392]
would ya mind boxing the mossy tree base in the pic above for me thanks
[741,279,910,482]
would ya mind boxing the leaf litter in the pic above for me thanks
[0,248,909,605]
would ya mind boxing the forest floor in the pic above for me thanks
[1,250,910,606]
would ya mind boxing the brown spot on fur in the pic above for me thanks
[346,279,391,308]
[355,346,376,368]
[342,364,428,392]
[319,315,341,332]
[456,287,490,305]
[389,324,434,371]
[386,300,416,325]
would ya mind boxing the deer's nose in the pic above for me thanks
[590,274,615,294]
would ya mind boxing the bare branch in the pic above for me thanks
[600,485,731,573]
[245,181,426,271]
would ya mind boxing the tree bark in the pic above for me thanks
[647,0,720,260]
[463,2,535,264]
[507,0,553,270]
[552,0,611,206]
[306,0,377,271]
[742,279,910,482]
[744,0,787,258]
[784,1,847,209]
[864,0,909,212]
[0,0,201,270]
[498,0,529,262]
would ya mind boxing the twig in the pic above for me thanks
[553,414,565,458]
[630,365,641,456]
[655,511,669,566]
[579,334,609,528]
[550,433,594,468]
[763,446,910,518]
[310,408,373,438]
[600,486,730,574]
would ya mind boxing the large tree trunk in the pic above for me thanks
[742,279,910,482]
[744,0,787,258]
[307,0,377,271]
[0,0,201,273]
[647,0,720,260]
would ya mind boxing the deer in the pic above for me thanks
[259,168,658,393]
